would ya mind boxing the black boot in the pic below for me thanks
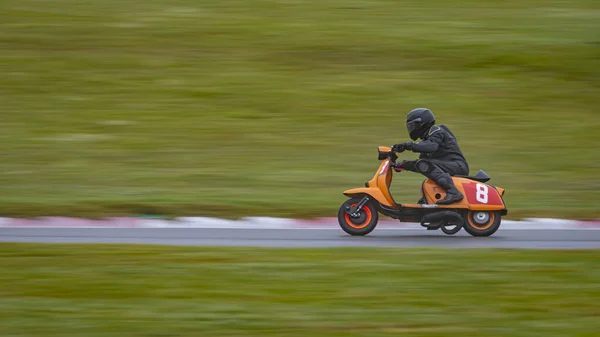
[436,174,464,205]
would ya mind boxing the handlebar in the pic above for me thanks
[375,147,405,171]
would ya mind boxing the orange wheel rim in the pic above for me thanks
[344,203,373,229]
[468,211,495,231]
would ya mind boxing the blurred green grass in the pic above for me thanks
[1,244,599,336]
[0,0,599,219]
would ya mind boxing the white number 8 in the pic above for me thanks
[476,184,489,204]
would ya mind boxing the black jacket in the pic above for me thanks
[410,125,468,165]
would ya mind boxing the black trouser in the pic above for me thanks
[404,159,469,187]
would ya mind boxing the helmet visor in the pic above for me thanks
[406,118,422,138]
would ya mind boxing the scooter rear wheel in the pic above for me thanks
[338,198,379,236]
[463,210,502,237]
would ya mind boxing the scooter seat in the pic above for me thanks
[455,169,491,183]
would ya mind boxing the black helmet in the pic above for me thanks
[406,108,435,140]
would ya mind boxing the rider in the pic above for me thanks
[392,108,469,205]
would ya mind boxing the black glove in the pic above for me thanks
[392,142,414,153]
[391,143,406,152]
[401,160,417,172]
[392,161,404,171]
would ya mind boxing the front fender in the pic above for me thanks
[343,187,394,207]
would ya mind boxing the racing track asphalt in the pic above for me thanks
[1,227,600,249]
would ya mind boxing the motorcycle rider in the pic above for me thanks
[392,108,469,205]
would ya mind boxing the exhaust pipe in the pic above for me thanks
[420,211,464,230]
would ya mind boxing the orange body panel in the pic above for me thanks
[344,147,507,212]
[344,159,397,208]
[421,178,505,211]
[343,187,395,207]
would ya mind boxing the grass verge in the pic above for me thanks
[1,0,599,219]
[1,244,599,336]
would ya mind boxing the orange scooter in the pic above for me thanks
[338,146,508,236]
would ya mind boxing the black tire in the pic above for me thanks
[441,223,462,235]
[463,211,502,237]
[337,198,379,236]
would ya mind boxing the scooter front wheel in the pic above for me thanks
[338,198,379,236]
